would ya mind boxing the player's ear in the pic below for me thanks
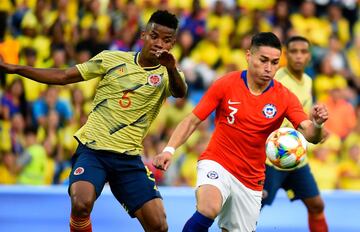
[140,31,146,40]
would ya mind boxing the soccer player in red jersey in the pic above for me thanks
[153,32,328,232]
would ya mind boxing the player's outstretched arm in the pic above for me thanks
[297,104,329,144]
[0,60,84,85]
[156,50,187,98]
[153,112,202,170]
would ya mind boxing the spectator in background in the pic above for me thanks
[322,86,356,140]
[290,0,331,48]
[0,78,28,120]
[269,0,293,42]
[337,143,360,190]
[32,86,73,129]
[15,126,47,185]
[17,47,47,102]
[308,134,341,190]
[179,0,207,47]
[314,55,348,102]
[0,11,20,87]
[346,34,360,100]
[326,3,350,48]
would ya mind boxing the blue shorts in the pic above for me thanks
[262,164,319,206]
[68,143,161,217]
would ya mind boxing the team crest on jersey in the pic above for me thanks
[262,104,277,118]
[147,74,162,86]
[74,167,84,176]
[207,171,219,179]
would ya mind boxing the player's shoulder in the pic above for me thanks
[99,50,135,59]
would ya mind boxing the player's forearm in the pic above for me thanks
[167,113,201,149]
[167,67,187,98]
[298,120,325,144]
[5,64,82,85]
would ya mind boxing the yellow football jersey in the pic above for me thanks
[267,67,313,170]
[74,51,186,155]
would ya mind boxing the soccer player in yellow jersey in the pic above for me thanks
[261,36,329,232]
[0,10,187,232]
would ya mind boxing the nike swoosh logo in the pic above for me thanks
[228,99,241,104]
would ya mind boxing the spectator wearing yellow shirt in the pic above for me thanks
[12,48,47,102]
[308,134,341,190]
[0,119,16,184]
[17,11,51,63]
[290,1,331,47]
[326,3,350,47]
[190,27,224,71]
[346,34,360,93]
[79,0,112,43]
[337,143,360,190]
[16,126,47,185]
[207,1,235,48]
[236,9,272,38]
[314,54,348,102]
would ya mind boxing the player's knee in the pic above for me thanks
[71,194,94,217]
[307,199,325,214]
[147,216,168,232]
[197,203,221,219]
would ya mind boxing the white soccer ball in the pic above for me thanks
[265,127,307,169]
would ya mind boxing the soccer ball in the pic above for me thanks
[265,127,308,169]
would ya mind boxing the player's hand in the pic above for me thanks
[155,50,176,69]
[311,104,328,126]
[152,152,173,171]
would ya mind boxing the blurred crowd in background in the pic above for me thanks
[0,0,360,190]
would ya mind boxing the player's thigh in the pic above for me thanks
[262,165,289,205]
[69,144,107,201]
[283,164,320,201]
[134,197,167,230]
[218,174,262,232]
[196,160,232,219]
[107,156,162,218]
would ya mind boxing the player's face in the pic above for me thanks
[141,23,176,59]
[286,41,310,72]
[247,46,281,86]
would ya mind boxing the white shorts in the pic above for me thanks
[196,160,262,232]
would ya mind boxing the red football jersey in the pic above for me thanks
[193,71,307,191]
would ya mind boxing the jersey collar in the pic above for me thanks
[134,52,162,71]
[241,70,274,93]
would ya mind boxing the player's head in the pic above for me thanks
[285,36,311,73]
[141,10,178,59]
[246,32,282,86]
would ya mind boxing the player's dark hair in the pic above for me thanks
[285,36,311,48]
[147,10,178,30]
[250,32,282,52]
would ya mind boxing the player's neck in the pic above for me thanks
[138,52,159,67]
[286,66,303,81]
[246,77,269,96]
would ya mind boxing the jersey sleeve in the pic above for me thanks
[75,51,107,81]
[285,90,308,129]
[193,78,224,121]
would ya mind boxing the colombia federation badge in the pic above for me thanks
[147,74,162,87]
